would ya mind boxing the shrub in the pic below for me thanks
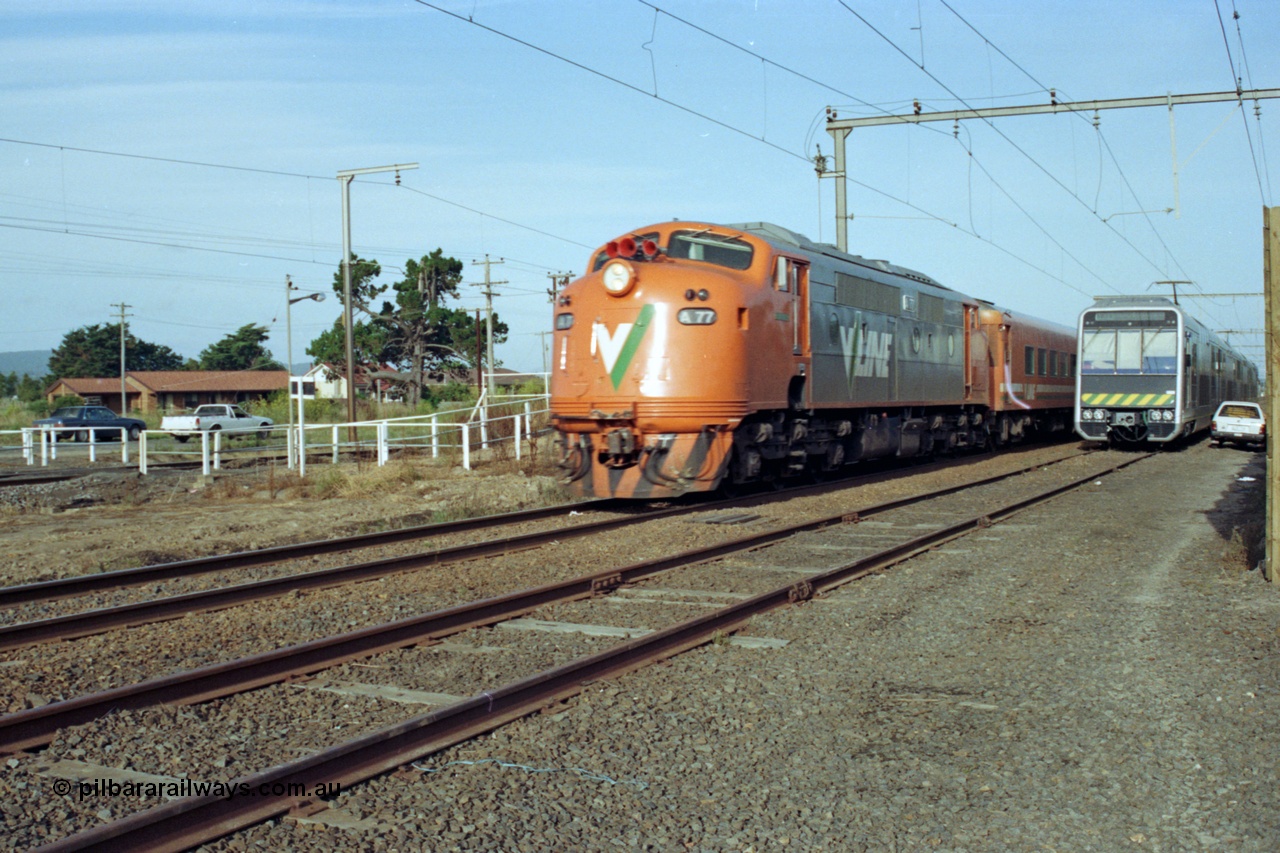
[52,394,85,409]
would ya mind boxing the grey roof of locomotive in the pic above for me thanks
[730,221,947,291]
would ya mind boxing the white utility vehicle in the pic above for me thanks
[1209,401,1265,448]
[161,404,274,442]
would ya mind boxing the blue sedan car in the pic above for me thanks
[33,406,147,442]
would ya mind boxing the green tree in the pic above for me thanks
[0,372,16,398]
[198,324,284,371]
[309,251,509,405]
[16,374,43,403]
[306,255,391,388]
[48,324,184,379]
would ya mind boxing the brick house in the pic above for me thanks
[45,371,288,414]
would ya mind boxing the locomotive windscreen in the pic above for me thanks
[666,230,754,269]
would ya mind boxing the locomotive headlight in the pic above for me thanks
[1080,410,1092,421]
[601,260,635,296]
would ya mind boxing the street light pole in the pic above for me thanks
[286,276,325,466]
[336,162,418,438]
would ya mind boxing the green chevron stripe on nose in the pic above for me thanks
[609,303,655,389]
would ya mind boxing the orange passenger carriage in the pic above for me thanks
[550,221,1077,499]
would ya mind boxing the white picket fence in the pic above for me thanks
[8,395,550,477]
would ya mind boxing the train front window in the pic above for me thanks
[1081,330,1116,373]
[1080,312,1179,375]
[1141,329,1177,373]
[668,231,754,270]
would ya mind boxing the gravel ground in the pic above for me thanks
[0,444,1088,713]
[211,442,1273,852]
[2,440,1274,851]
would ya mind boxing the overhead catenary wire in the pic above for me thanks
[1214,0,1270,205]
[413,0,1120,297]
[835,1,1191,288]
[843,0,1268,345]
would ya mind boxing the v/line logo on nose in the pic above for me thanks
[591,304,655,389]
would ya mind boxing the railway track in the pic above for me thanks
[0,460,208,488]
[1,447,1106,747]
[7,449,1152,850]
[0,445,1076,644]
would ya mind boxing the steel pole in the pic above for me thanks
[340,175,356,438]
[286,276,295,465]
[1265,206,1279,585]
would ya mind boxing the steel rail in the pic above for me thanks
[32,453,1152,852]
[0,447,1089,647]
[0,461,207,488]
[0,498,618,610]
[0,440,1090,648]
[0,450,1125,754]
[0,442,1072,611]
[0,502,685,651]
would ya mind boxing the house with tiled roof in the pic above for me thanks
[45,371,288,414]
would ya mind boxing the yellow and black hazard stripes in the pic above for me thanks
[1080,392,1174,407]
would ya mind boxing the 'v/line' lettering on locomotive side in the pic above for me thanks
[840,318,892,386]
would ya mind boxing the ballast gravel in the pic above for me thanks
[2,441,1275,851]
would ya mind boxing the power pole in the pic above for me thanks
[413,269,426,408]
[536,331,553,378]
[822,87,1280,252]
[472,256,506,397]
[1265,206,1280,585]
[474,309,483,396]
[111,302,132,415]
[546,271,571,304]
[336,162,418,436]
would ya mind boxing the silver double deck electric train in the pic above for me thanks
[1074,295,1259,445]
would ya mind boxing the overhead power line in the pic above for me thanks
[412,0,1127,297]
[0,137,323,179]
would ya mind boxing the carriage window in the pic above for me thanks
[1037,348,1048,376]
[1024,346,1035,374]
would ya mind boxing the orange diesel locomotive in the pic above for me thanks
[550,222,1076,499]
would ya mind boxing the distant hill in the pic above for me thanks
[0,350,51,378]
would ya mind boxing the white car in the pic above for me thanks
[1210,401,1265,448]
[160,404,274,442]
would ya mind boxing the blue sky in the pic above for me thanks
[2,1,1277,375]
